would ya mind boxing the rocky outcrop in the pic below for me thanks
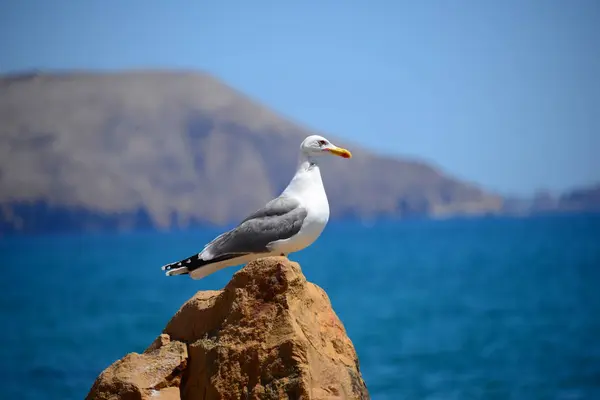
[86,257,369,399]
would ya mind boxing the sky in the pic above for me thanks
[1,0,599,195]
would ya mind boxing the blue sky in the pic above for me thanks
[1,0,599,195]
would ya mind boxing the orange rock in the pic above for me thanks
[86,338,187,400]
[87,257,369,399]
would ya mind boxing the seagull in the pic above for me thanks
[161,135,352,280]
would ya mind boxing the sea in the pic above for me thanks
[1,214,599,399]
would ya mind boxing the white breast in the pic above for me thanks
[268,164,330,254]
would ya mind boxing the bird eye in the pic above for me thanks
[318,140,327,146]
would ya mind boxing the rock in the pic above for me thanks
[86,339,187,400]
[87,257,369,399]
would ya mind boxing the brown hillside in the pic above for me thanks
[0,70,502,232]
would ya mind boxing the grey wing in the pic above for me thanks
[240,196,302,222]
[202,196,307,258]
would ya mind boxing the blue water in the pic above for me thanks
[1,215,600,399]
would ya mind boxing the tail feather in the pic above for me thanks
[161,253,246,278]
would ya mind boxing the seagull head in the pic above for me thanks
[300,135,352,159]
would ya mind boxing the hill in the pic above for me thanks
[0,70,503,233]
[502,184,600,216]
[557,184,600,213]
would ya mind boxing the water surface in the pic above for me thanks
[1,215,599,399]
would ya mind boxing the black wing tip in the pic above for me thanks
[161,252,208,276]
[165,266,189,276]
[161,253,245,277]
[161,261,181,271]
[161,260,191,276]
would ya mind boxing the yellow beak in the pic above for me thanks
[326,146,352,159]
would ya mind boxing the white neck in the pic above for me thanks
[281,152,323,197]
[297,151,316,170]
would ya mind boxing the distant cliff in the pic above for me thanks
[557,184,600,212]
[1,70,504,233]
[502,184,600,216]
[86,257,370,399]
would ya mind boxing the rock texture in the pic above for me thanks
[86,257,369,400]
